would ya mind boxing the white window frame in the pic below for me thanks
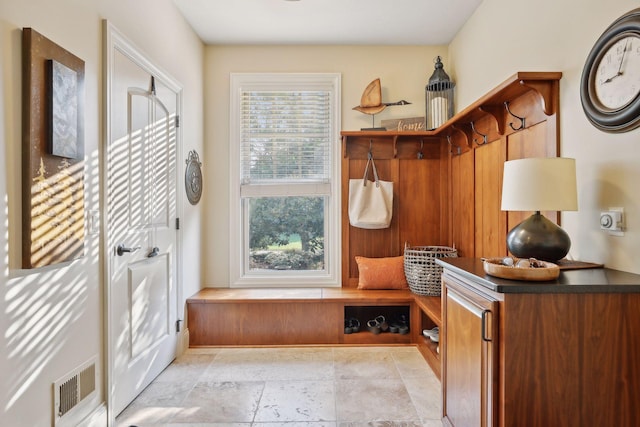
[229,73,341,288]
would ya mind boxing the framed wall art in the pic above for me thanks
[22,28,85,268]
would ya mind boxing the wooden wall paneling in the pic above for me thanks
[438,140,452,245]
[342,135,399,287]
[474,138,507,258]
[398,149,444,248]
[346,156,398,287]
[341,141,351,287]
[342,133,446,287]
[450,149,475,257]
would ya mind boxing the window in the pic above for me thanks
[229,73,341,287]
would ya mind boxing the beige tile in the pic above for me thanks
[165,424,250,427]
[186,347,223,354]
[155,352,218,383]
[115,405,183,426]
[338,422,424,427]
[335,379,420,422]
[170,381,264,423]
[333,348,401,380]
[116,346,442,427]
[254,380,336,422]
[115,378,195,425]
[203,348,334,382]
[390,349,436,381]
[253,423,337,427]
[402,378,441,422]
[125,380,194,408]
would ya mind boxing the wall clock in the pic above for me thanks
[185,150,202,205]
[580,8,640,133]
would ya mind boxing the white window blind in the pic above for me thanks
[240,90,331,185]
[229,73,341,287]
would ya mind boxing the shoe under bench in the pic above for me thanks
[186,287,442,378]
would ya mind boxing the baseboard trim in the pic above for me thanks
[81,402,107,427]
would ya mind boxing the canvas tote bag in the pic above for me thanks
[348,153,393,229]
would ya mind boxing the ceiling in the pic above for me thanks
[173,0,484,46]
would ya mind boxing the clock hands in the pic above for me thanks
[603,39,630,84]
[617,39,630,74]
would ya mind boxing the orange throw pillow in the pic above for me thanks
[355,255,409,290]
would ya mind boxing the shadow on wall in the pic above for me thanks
[2,149,101,422]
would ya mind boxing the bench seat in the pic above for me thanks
[186,287,442,377]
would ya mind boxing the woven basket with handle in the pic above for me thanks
[403,245,458,296]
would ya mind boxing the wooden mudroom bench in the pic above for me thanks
[186,287,442,378]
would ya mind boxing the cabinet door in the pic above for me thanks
[443,279,497,427]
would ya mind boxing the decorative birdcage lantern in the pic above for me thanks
[425,56,455,130]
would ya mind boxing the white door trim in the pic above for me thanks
[102,19,183,425]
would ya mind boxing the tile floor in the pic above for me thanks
[116,346,442,427]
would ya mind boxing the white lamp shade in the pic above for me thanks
[501,157,578,212]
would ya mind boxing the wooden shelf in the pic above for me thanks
[413,295,442,379]
[341,71,562,154]
[417,336,441,379]
[413,295,442,326]
[343,331,411,345]
[340,130,438,138]
[441,71,562,128]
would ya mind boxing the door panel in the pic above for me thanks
[129,255,170,359]
[108,44,179,416]
[443,278,497,427]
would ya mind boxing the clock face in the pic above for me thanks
[594,35,640,110]
[580,8,640,132]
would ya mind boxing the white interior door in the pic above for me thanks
[105,23,181,417]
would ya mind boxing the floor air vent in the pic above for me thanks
[53,357,96,424]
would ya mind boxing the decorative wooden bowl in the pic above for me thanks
[482,257,560,281]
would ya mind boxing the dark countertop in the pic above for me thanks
[436,257,640,293]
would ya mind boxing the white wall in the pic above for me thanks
[203,45,447,286]
[0,1,203,425]
[448,0,640,273]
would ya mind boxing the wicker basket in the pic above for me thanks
[404,245,458,296]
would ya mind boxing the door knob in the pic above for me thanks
[116,244,141,256]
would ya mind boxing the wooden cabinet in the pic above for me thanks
[439,258,640,427]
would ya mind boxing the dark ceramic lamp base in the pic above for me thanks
[506,212,570,262]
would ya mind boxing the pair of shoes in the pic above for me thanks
[423,326,439,342]
[344,317,360,334]
[389,315,410,335]
[389,322,410,335]
[367,315,389,334]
